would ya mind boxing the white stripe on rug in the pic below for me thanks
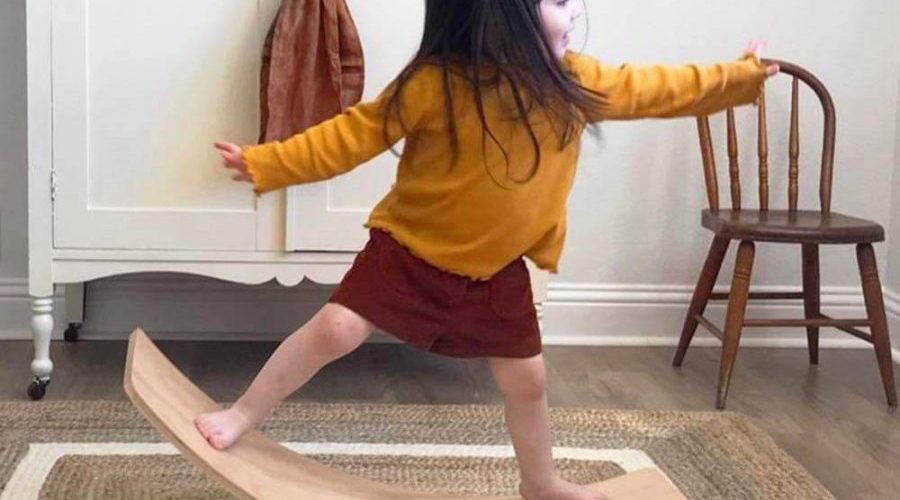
[1,442,657,500]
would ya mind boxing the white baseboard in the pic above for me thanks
[541,283,900,364]
[884,287,900,318]
[885,287,900,363]
[1,276,899,365]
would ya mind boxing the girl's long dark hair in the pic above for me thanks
[381,0,606,187]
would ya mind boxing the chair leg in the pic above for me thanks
[674,237,730,366]
[717,241,756,410]
[802,244,821,365]
[856,244,898,407]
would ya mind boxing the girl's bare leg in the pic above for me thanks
[489,354,608,500]
[194,302,375,449]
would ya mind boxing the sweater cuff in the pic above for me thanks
[241,145,269,197]
[737,53,770,102]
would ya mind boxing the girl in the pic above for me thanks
[197,1,779,498]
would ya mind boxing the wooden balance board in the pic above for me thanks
[123,328,686,500]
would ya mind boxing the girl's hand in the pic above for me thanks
[744,40,780,77]
[214,141,253,183]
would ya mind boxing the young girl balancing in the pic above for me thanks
[197,0,779,498]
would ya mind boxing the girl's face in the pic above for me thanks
[538,0,582,60]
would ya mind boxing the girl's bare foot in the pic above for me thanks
[194,404,262,450]
[519,476,609,500]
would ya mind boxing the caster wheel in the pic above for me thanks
[64,323,82,342]
[27,378,50,400]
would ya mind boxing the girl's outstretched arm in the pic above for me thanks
[223,67,437,197]
[566,40,779,122]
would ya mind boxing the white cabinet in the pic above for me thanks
[25,0,549,400]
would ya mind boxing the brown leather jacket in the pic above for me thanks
[259,0,364,143]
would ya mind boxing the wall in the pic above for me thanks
[0,0,28,278]
[889,57,900,292]
[0,0,42,339]
[887,55,900,341]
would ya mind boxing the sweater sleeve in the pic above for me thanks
[240,66,438,196]
[563,51,769,122]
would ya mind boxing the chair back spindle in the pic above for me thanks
[726,108,741,210]
[697,115,720,212]
[695,59,836,214]
[757,89,769,211]
[789,77,800,211]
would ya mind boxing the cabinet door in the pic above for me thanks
[285,0,424,252]
[53,0,280,251]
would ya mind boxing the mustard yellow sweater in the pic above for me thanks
[242,51,768,280]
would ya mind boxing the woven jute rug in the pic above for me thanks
[0,401,832,499]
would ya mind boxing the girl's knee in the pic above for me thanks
[489,355,547,400]
[311,304,374,357]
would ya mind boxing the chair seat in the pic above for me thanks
[701,209,884,244]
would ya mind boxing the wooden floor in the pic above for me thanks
[2,339,898,499]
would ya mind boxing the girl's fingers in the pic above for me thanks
[217,145,246,168]
[214,141,241,156]
[744,40,756,55]
[744,40,756,56]
[744,40,766,58]
[217,150,243,168]
[744,40,779,78]
[753,40,765,55]
[216,142,251,183]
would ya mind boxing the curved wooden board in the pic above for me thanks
[123,328,685,500]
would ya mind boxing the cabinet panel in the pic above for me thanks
[286,0,425,251]
[53,0,280,251]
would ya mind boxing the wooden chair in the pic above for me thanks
[672,59,897,410]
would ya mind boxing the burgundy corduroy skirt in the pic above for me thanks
[328,228,542,358]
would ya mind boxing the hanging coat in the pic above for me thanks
[259,0,364,143]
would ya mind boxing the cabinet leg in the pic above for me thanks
[28,296,54,400]
[64,283,85,342]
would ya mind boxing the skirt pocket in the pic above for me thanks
[488,259,534,320]
[375,234,431,300]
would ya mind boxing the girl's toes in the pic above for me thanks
[210,435,229,450]
[194,416,213,438]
